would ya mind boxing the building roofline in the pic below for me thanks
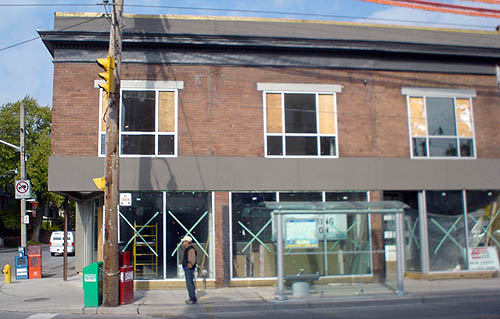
[53,11,500,36]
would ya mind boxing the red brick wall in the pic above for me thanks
[51,63,500,159]
[214,191,229,287]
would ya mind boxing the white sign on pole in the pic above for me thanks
[120,193,132,206]
[15,180,31,199]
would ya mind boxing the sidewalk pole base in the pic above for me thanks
[275,294,288,301]
[395,290,406,296]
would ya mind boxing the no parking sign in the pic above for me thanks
[15,180,32,199]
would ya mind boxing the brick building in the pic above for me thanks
[40,13,500,287]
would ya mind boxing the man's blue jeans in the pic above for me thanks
[184,267,196,302]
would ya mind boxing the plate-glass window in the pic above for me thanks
[264,92,337,157]
[231,191,369,278]
[407,95,474,158]
[99,89,177,156]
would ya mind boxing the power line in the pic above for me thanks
[0,2,498,53]
[0,2,497,28]
[0,13,107,52]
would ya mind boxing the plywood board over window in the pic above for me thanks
[101,92,109,132]
[456,98,472,137]
[266,93,282,133]
[318,94,335,134]
[409,97,426,136]
[158,91,175,132]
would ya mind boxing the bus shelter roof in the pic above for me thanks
[261,200,409,215]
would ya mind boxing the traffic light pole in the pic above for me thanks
[102,0,123,307]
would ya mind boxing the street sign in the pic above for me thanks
[120,193,132,206]
[15,180,32,199]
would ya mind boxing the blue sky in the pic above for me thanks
[0,0,499,108]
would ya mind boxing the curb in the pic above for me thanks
[76,289,500,316]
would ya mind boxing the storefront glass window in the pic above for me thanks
[231,191,369,278]
[232,192,277,278]
[166,192,211,279]
[118,191,211,280]
[383,191,420,272]
[426,191,467,271]
[119,192,164,279]
[466,191,500,271]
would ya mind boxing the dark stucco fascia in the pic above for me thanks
[38,32,498,75]
[39,30,500,59]
[48,156,500,195]
[38,14,500,74]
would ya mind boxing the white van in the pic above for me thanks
[49,231,75,256]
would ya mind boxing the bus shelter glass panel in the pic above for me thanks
[232,193,277,278]
[324,192,370,276]
[119,192,164,280]
[166,192,211,279]
[426,191,467,272]
[280,193,325,276]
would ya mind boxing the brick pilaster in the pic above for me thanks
[214,192,230,287]
[370,191,386,282]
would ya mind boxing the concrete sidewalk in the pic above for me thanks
[0,274,499,316]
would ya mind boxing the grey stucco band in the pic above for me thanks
[49,156,500,193]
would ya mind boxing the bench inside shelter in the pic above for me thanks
[284,273,320,297]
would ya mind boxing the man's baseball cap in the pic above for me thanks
[181,236,192,243]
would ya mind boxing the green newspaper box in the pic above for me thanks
[83,261,103,307]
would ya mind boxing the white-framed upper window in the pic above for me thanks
[258,83,341,158]
[98,80,183,157]
[402,87,476,159]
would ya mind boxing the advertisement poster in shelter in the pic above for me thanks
[285,218,318,249]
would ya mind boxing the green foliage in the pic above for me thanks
[0,96,51,190]
[0,96,54,238]
[1,200,20,230]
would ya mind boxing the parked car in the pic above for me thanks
[49,231,75,256]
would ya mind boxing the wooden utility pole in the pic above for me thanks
[102,0,123,307]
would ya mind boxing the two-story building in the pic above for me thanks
[39,13,500,288]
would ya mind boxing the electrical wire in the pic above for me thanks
[0,1,498,53]
[0,13,107,52]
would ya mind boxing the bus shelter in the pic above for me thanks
[262,201,409,300]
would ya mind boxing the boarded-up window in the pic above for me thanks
[101,92,108,133]
[456,98,472,138]
[318,94,335,135]
[158,91,175,132]
[266,93,282,133]
[405,92,475,159]
[409,97,426,136]
[264,91,337,157]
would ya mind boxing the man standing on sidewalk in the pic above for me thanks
[182,236,197,304]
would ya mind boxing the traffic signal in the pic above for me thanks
[96,55,115,95]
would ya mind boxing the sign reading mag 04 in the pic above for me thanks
[15,180,32,199]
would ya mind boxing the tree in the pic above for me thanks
[0,96,60,242]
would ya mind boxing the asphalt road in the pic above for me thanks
[0,295,500,319]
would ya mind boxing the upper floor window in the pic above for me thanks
[98,80,183,157]
[402,87,476,159]
[258,83,341,157]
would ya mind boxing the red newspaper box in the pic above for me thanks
[119,265,134,305]
[27,245,42,279]
[119,251,130,267]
